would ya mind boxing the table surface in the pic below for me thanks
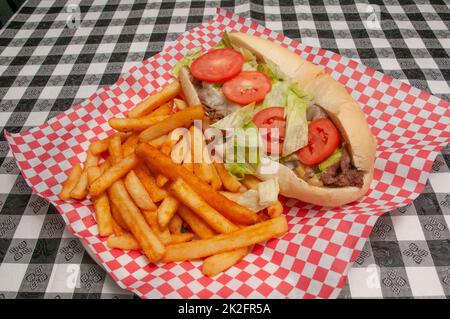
[0,0,449,299]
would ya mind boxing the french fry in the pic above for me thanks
[139,105,204,142]
[213,162,242,192]
[89,137,110,156]
[157,196,179,229]
[59,163,83,200]
[108,181,165,261]
[163,128,185,159]
[173,98,187,110]
[89,154,139,197]
[110,203,129,231]
[171,232,194,244]
[170,178,237,234]
[80,150,99,170]
[167,127,185,146]
[142,210,172,245]
[190,125,214,184]
[267,200,283,218]
[89,133,129,155]
[107,234,140,250]
[87,166,113,237]
[70,172,89,200]
[87,166,109,201]
[197,167,217,188]
[210,164,222,190]
[128,80,180,118]
[156,174,169,188]
[258,210,270,222]
[202,247,248,277]
[142,210,161,232]
[141,162,152,174]
[239,186,248,193]
[108,133,123,165]
[141,209,157,229]
[70,151,99,200]
[241,175,261,190]
[177,205,215,239]
[134,166,168,202]
[183,163,193,172]
[122,133,139,157]
[84,150,99,168]
[125,170,157,211]
[168,214,183,234]
[136,143,258,225]
[159,228,172,245]
[159,229,172,245]
[189,125,205,163]
[147,100,173,117]
[162,215,288,262]
[193,161,214,185]
[93,197,113,237]
[160,144,172,156]
[171,131,190,165]
[182,142,194,172]
[109,115,169,132]
[111,218,127,236]
[149,134,168,148]
[99,160,111,174]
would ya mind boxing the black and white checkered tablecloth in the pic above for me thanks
[0,0,449,299]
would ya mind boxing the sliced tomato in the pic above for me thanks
[297,118,340,165]
[252,107,286,155]
[222,71,272,105]
[190,48,244,83]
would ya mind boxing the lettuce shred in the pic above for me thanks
[172,48,202,77]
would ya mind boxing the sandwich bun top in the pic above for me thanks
[228,32,377,207]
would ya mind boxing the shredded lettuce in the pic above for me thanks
[230,123,262,165]
[172,48,202,77]
[282,86,313,156]
[290,84,314,100]
[261,81,291,108]
[243,61,258,71]
[224,162,256,180]
[318,148,342,172]
[238,47,256,62]
[221,189,265,212]
[257,63,284,84]
[212,82,223,89]
[222,122,263,180]
[215,32,233,49]
[259,60,286,83]
[259,80,314,157]
[211,103,255,130]
[238,122,264,164]
[259,60,309,108]
[280,153,300,164]
[237,46,258,70]
[258,178,279,206]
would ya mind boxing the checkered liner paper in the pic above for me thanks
[4,9,450,299]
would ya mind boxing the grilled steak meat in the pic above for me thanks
[321,148,364,188]
[195,82,240,121]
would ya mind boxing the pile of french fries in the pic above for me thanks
[59,80,288,277]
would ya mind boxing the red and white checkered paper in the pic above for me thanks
[5,10,450,299]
